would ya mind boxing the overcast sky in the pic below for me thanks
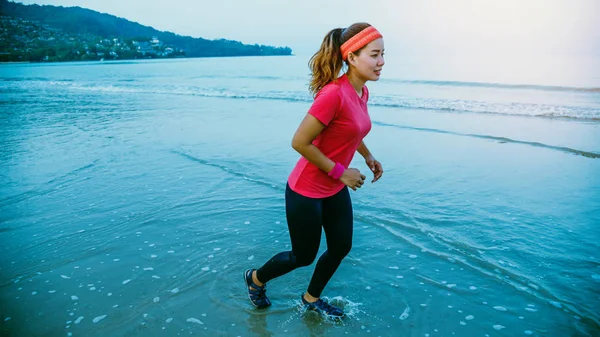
[16,0,600,57]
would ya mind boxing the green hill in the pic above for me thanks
[0,0,292,62]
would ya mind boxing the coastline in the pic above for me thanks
[0,54,296,65]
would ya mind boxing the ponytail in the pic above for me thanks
[308,28,344,96]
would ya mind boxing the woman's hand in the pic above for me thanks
[340,168,366,191]
[365,155,383,183]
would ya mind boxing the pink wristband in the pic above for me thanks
[327,162,345,180]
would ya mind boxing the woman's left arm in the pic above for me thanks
[357,141,383,183]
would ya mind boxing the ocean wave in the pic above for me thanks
[369,96,600,121]
[6,80,600,121]
[0,159,100,208]
[382,79,600,93]
[4,74,599,93]
[68,83,600,120]
[171,150,284,190]
[1,77,73,82]
[186,74,297,81]
[371,121,600,158]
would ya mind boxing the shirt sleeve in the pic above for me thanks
[307,85,341,126]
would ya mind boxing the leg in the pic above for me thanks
[306,186,353,298]
[255,184,323,283]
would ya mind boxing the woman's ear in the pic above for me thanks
[347,52,356,66]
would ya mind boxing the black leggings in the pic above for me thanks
[256,183,353,298]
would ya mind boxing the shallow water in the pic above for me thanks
[1,56,599,336]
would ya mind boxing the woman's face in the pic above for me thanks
[348,38,385,82]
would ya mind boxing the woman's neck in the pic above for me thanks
[346,70,366,96]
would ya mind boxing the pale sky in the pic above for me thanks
[16,0,600,57]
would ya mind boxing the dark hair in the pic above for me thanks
[308,22,372,96]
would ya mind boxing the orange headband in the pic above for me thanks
[340,26,383,61]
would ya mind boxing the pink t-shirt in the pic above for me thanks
[288,74,372,198]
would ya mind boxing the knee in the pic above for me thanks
[293,251,317,267]
[331,241,352,260]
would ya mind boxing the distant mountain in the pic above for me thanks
[0,0,292,62]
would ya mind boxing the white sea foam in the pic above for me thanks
[399,306,410,320]
[187,317,204,324]
[548,301,562,308]
[93,315,107,323]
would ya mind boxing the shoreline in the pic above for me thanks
[0,54,296,65]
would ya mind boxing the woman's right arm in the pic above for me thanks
[291,114,365,190]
